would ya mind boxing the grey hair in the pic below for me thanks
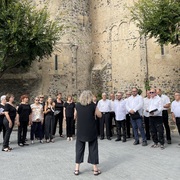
[79,90,93,106]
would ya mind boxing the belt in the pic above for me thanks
[101,112,109,114]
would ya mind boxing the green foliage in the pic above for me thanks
[144,79,151,90]
[0,0,62,75]
[129,0,180,45]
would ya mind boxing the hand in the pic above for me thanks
[130,110,135,114]
[9,121,13,128]
[16,121,20,126]
[150,112,154,115]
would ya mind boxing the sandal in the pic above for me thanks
[74,170,79,175]
[94,169,101,176]
[2,148,11,152]
[8,147,13,150]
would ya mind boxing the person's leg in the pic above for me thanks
[156,117,164,146]
[53,115,58,136]
[126,114,131,138]
[30,122,35,141]
[66,117,71,138]
[70,117,74,138]
[17,122,23,144]
[45,116,50,140]
[149,117,158,145]
[38,122,43,141]
[144,116,150,140]
[136,118,147,142]
[115,121,121,141]
[2,118,9,149]
[88,139,99,164]
[121,120,126,142]
[99,115,105,139]
[22,121,28,144]
[75,139,85,174]
[130,118,139,143]
[58,113,63,136]
[105,113,111,139]
[109,112,113,137]
[162,110,171,142]
[176,118,180,135]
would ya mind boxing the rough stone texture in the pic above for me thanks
[0,0,179,100]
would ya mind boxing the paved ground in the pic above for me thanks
[0,129,180,180]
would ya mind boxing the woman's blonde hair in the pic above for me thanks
[79,90,93,106]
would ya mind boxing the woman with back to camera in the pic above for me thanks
[2,94,17,152]
[74,90,102,176]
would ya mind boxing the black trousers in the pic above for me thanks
[176,118,180,135]
[76,138,99,164]
[3,118,14,149]
[162,110,171,140]
[53,112,63,136]
[126,114,131,137]
[18,121,28,144]
[0,119,5,139]
[45,115,53,140]
[109,112,116,137]
[30,122,43,140]
[149,116,164,145]
[100,113,110,138]
[144,116,150,140]
[95,116,100,136]
[116,120,126,140]
[66,117,74,137]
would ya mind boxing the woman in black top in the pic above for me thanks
[74,90,102,176]
[63,95,75,141]
[44,97,54,143]
[2,94,17,152]
[52,93,64,137]
[17,95,32,146]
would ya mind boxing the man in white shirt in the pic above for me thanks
[171,91,180,145]
[126,87,147,146]
[156,89,171,144]
[114,92,126,142]
[109,93,116,137]
[125,91,131,138]
[143,91,151,140]
[148,88,164,149]
[97,93,111,140]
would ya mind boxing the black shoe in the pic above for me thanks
[18,143,24,147]
[100,137,104,140]
[167,140,171,144]
[122,139,126,142]
[107,137,111,140]
[133,141,139,145]
[115,138,121,141]
[23,143,29,146]
[142,141,147,146]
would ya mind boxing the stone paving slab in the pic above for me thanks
[0,130,180,180]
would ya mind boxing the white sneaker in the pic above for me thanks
[40,140,43,143]
[70,137,73,141]
[31,141,34,144]
[67,137,70,141]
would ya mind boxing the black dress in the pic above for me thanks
[75,102,99,164]
[0,104,5,137]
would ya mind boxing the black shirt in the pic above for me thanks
[54,100,64,112]
[17,103,32,122]
[4,103,17,121]
[76,102,97,142]
[64,102,75,118]
[0,104,5,123]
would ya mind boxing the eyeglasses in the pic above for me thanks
[132,91,137,92]
[40,97,44,98]
[35,99,39,101]
[149,92,155,94]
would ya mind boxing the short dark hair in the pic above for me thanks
[6,93,14,102]
[20,94,29,101]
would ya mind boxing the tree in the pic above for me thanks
[129,0,180,45]
[0,0,62,77]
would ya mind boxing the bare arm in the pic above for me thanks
[95,107,102,118]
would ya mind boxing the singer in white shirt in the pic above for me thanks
[114,92,126,142]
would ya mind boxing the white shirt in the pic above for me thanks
[159,94,170,110]
[124,98,129,115]
[171,100,180,117]
[114,99,126,121]
[31,104,44,122]
[126,94,143,116]
[148,95,163,116]
[110,99,115,112]
[97,99,111,112]
[143,97,151,117]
